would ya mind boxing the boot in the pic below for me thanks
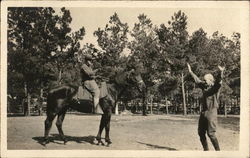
[199,135,209,151]
[209,134,220,151]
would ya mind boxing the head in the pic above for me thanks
[84,54,93,66]
[127,69,146,93]
[204,73,214,86]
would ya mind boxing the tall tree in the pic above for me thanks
[93,12,129,114]
[45,8,85,86]
[158,74,178,114]
[94,12,129,68]
[8,7,85,114]
[157,10,189,115]
[129,14,164,115]
[8,7,50,115]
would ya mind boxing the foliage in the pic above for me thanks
[129,14,163,88]
[8,7,85,97]
[82,13,130,84]
[158,75,178,97]
[7,8,240,115]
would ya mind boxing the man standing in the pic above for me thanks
[80,54,103,115]
[187,63,225,151]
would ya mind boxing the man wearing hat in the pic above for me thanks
[80,54,103,114]
[187,63,225,151]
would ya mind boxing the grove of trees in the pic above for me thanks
[7,8,240,116]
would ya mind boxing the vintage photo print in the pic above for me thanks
[1,1,249,158]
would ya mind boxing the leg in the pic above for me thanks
[96,114,105,145]
[207,118,220,151]
[93,88,103,114]
[104,114,112,146]
[207,132,220,151]
[85,80,103,114]
[198,114,209,151]
[56,111,67,144]
[44,112,56,145]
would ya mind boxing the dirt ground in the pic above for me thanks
[7,114,239,151]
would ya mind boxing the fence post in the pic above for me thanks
[224,102,227,117]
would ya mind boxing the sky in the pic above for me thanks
[55,7,241,48]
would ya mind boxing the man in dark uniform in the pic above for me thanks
[187,63,225,151]
[80,54,103,114]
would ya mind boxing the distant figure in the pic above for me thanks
[187,63,225,151]
[80,54,103,115]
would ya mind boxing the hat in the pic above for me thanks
[84,54,93,61]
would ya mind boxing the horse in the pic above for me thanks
[43,69,146,146]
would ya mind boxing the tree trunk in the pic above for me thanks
[146,99,149,112]
[165,96,168,114]
[136,102,138,112]
[231,97,233,107]
[224,102,227,117]
[115,102,119,115]
[141,88,147,116]
[150,95,153,114]
[24,82,31,116]
[124,101,127,111]
[27,93,31,116]
[181,73,187,115]
[58,69,62,85]
[40,88,43,98]
[157,103,159,114]
[174,98,177,114]
[24,82,27,97]
[142,95,147,116]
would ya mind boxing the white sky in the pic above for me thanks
[55,7,241,48]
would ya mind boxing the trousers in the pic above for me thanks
[198,111,220,151]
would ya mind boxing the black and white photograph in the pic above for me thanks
[1,1,249,158]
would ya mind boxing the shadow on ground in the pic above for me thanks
[33,134,96,146]
[137,141,177,150]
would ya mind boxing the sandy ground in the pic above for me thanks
[7,114,239,151]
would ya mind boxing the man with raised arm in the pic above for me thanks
[187,63,225,151]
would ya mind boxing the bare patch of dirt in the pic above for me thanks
[7,114,239,150]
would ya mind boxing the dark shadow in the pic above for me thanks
[137,141,177,150]
[32,134,97,146]
[7,113,43,117]
[7,113,26,117]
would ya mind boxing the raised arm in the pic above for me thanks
[187,63,202,84]
[211,66,225,99]
[216,65,225,84]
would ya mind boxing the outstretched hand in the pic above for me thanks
[187,63,192,73]
[218,65,225,71]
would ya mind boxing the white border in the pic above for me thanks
[1,1,249,158]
